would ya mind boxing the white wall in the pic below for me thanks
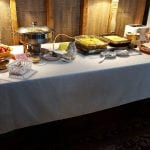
[147,7,150,26]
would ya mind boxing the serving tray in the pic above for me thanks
[100,35,130,47]
[75,35,107,54]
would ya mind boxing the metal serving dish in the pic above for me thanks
[75,35,108,55]
[100,35,130,47]
[17,22,54,55]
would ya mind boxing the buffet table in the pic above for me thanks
[0,43,150,134]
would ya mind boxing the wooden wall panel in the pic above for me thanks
[80,0,88,34]
[107,1,119,33]
[53,0,81,41]
[134,0,147,24]
[16,0,81,41]
[10,0,18,45]
[46,0,54,29]
[147,7,150,26]
[0,0,13,45]
[0,0,148,44]
[115,0,147,36]
[16,0,47,27]
[85,0,111,35]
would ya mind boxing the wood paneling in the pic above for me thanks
[0,0,13,45]
[16,0,47,27]
[0,0,148,44]
[80,0,147,36]
[10,0,18,45]
[143,0,150,25]
[80,0,88,34]
[53,0,81,41]
[115,0,147,36]
[134,0,147,24]
[107,1,119,33]
[85,0,111,35]
[46,0,54,29]
[16,0,81,42]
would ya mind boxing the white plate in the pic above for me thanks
[42,52,60,61]
[53,49,67,55]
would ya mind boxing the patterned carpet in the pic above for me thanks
[0,98,150,150]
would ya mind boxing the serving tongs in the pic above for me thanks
[98,46,142,64]
[99,51,116,63]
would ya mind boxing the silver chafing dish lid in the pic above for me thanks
[17,22,53,34]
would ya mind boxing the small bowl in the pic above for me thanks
[0,58,9,70]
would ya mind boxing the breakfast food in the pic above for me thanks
[0,44,12,58]
[140,42,150,54]
[0,44,12,70]
[58,42,70,51]
[102,35,129,44]
[77,37,105,46]
[75,36,107,51]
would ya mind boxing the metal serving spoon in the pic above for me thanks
[99,51,116,64]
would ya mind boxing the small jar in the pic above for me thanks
[126,33,140,48]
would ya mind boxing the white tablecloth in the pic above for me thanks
[0,43,150,134]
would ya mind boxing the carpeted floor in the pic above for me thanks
[1,98,150,150]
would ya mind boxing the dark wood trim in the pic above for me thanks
[80,0,88,34]
[134,0,147,24]
[143,0,150,25]
[46,0,54,29]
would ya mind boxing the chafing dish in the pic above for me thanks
[101,35,130,47]
[75,35,107,55]
[17,22,54,55]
